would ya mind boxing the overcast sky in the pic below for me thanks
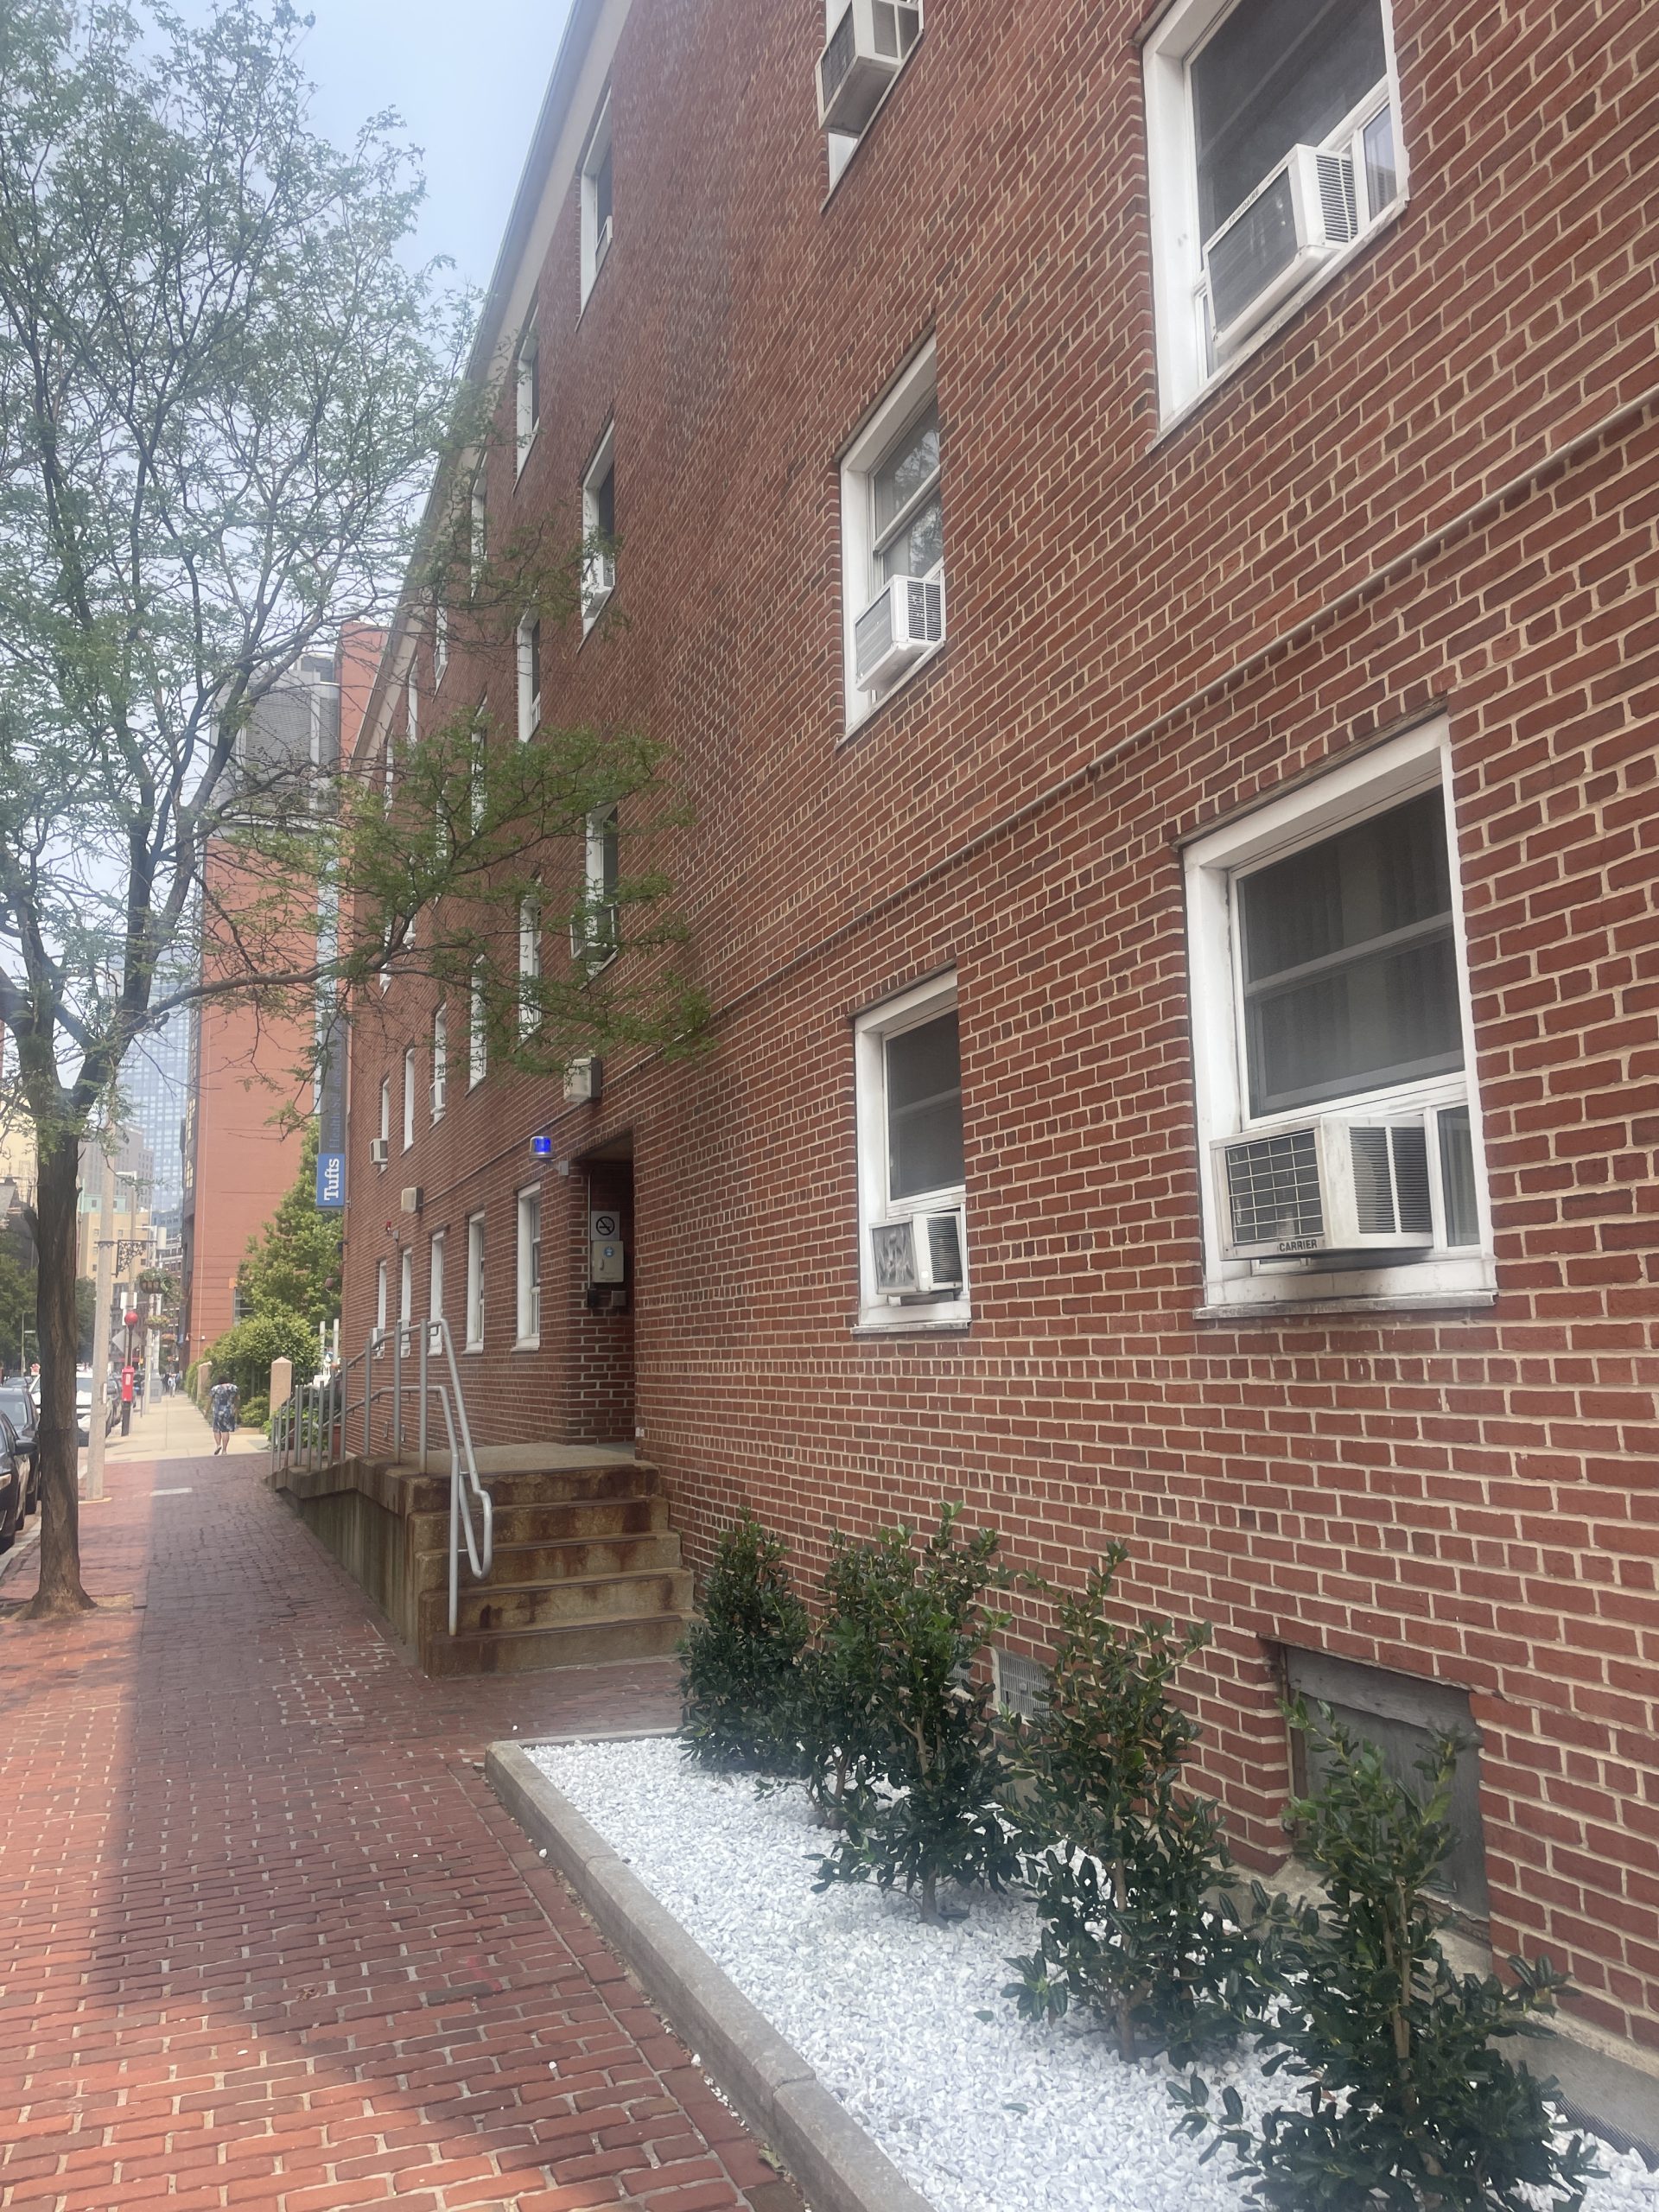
[287,0,575,291]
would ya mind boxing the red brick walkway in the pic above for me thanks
[0,1450,801,2212]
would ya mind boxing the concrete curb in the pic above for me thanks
[486,1739,938,2212]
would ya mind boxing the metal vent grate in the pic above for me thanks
[925,1211,963,1289]
[871,0,920,61]
[1389,1124,1432,1236]
[821,4,856,100]
[1224,1128,1323,1246]
[855,588,896,681]
[871,1220,917,1295]
[1316,150,1359,241]
[1350,1126,1395,1234]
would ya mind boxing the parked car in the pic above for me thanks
[0,1384,38,1512]
[0,1412,25,1551]
[75,1375,95,1447]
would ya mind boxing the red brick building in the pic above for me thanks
[340,0,1659,2091]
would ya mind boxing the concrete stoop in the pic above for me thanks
[274,1445,691,1679]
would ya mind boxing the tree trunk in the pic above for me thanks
[24,1126,93,1618]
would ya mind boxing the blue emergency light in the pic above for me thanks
[531,1135,554,1158]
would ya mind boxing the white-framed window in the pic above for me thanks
[377,1076,390,1165]
[374,1255,388,1354]
[469,467,487,594]
[433,603,448,688]
[580,90,613,304]
[1185,717,1492,1317]
[514,317,539,471]
[573,804,619,971]
[405,671,417,747]
[430,1004,448,1122]
[581,429,616,631]
[517,614,541,741]
[840,340,944,733]
[515,1185,542,1348]
[465,1211,486,1350]
[468,963,487,1088]
[399,1246,414,1340]
[820,0,924,190]
[402,1046,416,1151]
[518,894,542,1037]
[1143,0,1405,421]
[428,1230,446,1349]
[853,971,969,1331]
[470,711,488,829]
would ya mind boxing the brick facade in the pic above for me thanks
[341,0,1659,2051]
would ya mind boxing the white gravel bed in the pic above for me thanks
[531,1735,1659,2212]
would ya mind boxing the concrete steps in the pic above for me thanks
[411,1453,689,1678]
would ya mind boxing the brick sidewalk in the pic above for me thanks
[0,1449,801,2212]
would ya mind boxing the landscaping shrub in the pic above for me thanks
[1172,1704,1599,2211]
[785,1524,912,1827]
[679,1516,809,1770]
[815,1504,1018,1923]
[239,1393,269,1430]
[1004,1547,1276,2064]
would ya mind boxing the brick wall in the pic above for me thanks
[341,0,1659,2045]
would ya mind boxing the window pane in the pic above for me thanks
[1362,105,1397,213]
[1438,1105,1478,1245]
[887,1012,963,1201]
[874,402,939,537]
[1192,0,1387,238]
[594,465,614,538]
[879,494,943,584]
[595,143,613,230]
[1239,790,1465,1114]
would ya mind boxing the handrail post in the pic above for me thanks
[417,1332,429,1473]
[391,1323,402,1460]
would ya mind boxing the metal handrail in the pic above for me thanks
[270,1313,493,1633]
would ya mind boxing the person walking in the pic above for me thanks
[208,1375,238,1454]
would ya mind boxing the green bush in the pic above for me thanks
[815,1504,1018,1924]
[786,1524,912,1827]
[679,1516,809,1770]
[1005,1548,1277,2064]
[1173,1705,1599,2210]
[200,1306,315,1405]
[239,1394,269,1430]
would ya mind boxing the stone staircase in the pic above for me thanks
[413,1448,690,1678]
[274,1440,690,1680]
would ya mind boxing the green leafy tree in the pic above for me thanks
[1003,1548,1280,2063]
[200,1306,315,1408]
[816,1506,1018,1924]
[680,1516,810,1770]
[1173,1707,1599,2210]
[0,1230,35,1371]
[0,0,703,1618]
[237,1127,340,1332]
[75,1278,96,1363]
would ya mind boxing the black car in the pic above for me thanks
[0,1411,25,1551]
[0,1384,39,1513]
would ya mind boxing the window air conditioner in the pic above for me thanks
[584,549,616,620]
[871,1208,965,1300]
[855,573,944,690]
[369,1137,390,1166]
[1205,143,1360,360]
[1216,1116,1433,1263]
[817,0,922,135]
[563,1054,602,1105]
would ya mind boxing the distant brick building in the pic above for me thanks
[341,0,1659,2084]
[181,627,381,1363]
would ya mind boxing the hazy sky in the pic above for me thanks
[285,0,575,291]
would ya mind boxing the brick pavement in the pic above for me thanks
[0,1443,804,2212]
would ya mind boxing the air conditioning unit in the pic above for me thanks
[1216,1116,1433,1263]
[855,572,944,690]
[595,212,613,266]
[870,1208,965,1300]
[369,1137,389,1166]
[563,1054,602,1105]
[817,0,922,135]
[400,1186,423,1216]
[584,549,616,621]
[1205,143,1360,359]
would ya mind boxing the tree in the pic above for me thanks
[0,1,703,1616]
[237,1126,340,1332]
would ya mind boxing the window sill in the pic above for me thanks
[512,1338,541,1353]
[840,639,949,747]
[820,44,923,211]
[1194,1288,1497,1323]
[852,1311,971,1338]
[1153,198,1408,448]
